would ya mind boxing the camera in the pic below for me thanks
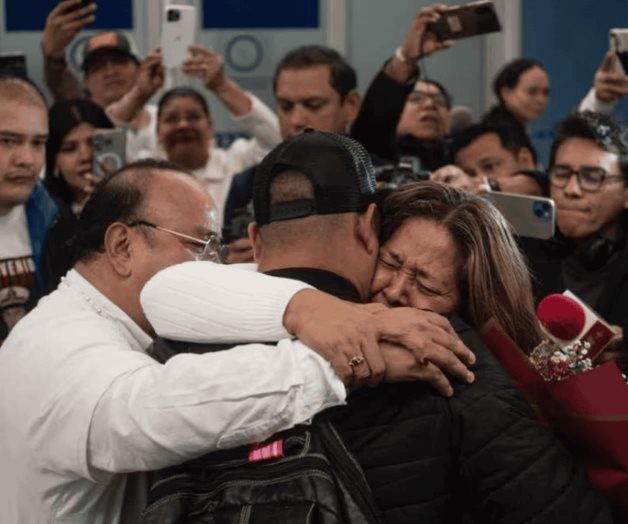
[374,156,431,195]
[167,9,180,22]
[533,200,552,220]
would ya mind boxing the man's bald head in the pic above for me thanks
[0,75,47,111]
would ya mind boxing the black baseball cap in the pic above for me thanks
[82,32,139,73]
[253,129,378,226]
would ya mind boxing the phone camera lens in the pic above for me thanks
[167,9,180,22]
[533,201,551,220]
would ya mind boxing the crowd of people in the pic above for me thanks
[1,0,628,522]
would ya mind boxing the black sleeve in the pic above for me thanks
[41,206,78,295]
[222,167,256,233]
[450,319,614,523]
[350,66,414,163]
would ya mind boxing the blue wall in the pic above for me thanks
[522,0,628,164]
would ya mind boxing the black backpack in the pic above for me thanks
[142,338,383,524]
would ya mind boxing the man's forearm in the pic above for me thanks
[140,261,311,343]
[106,86,150,125]
[43,53,83,102]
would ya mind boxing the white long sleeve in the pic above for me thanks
[88,339,345,474]
[578,87,618,114]
[141,261,311,342]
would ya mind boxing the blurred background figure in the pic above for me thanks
[483,58,550,134]
[108,45,281,222]
[41,99,114,292]
[521,111,628,358]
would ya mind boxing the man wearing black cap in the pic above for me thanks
[143,129,612,523]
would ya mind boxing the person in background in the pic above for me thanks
[483,58,550,143]
[41,99,114,292]
[391,79,452,170]
[107,46,281,220]
[521,111,628,354]
[41,1,155,161]
[45,99,113,215]
[351,4,454,170]
[431,120,546,195]
[0,74,56,343]
[225,3,454,262]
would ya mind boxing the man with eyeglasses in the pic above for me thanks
[0,158,437,522]
[521,110,628,356]
[351,6,455,172]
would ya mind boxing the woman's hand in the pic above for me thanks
[183,45,226,91]
[432,165,489,194]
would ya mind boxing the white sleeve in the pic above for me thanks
[88,339,346,474]
[140,261,313,342]
[578,87,617,114]
[232,92,282,152]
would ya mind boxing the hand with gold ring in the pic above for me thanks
[283,290,386,388]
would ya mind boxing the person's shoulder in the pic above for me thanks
[448,315,525,406]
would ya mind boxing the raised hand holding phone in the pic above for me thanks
[183,45,226,90]
[160,4,197,69]
[43,0,97,59]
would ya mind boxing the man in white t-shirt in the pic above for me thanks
[0,74,58,343]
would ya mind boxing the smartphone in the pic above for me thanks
[0,52,27,78]
[161,5,197,69]
[428,1,501,41]
[92,129,126,179]
[483,192,555,240]
[609,28,628,75]
[60,0,93,15]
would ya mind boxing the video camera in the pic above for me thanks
[375,156,431,197]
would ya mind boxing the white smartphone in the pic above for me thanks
[483,192,555,240]
[609,28,628,75]
[161,4,197,69]
[92,129,127,179]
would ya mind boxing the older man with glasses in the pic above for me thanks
[521,110,628,357]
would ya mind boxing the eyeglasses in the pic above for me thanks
[406,90,449,109]
[128,220,227,263]
[548,164,625,192]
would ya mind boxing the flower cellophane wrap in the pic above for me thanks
[482,318,628,517]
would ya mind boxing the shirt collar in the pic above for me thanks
[61,269,153,352]
[264,268,363,303]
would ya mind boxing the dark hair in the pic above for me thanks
[493,58,544,103]
[83,48,139,75]
[72,159,188,262]
[157,87,211,121]
[451,120,537,164]
[273,45,357,100]
[549,111,628,172]
[418,79,452,109]
[381,181,544,353]
[44,99,113,205]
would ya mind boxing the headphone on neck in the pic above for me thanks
[547,232,624,271]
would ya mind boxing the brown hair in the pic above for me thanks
[381,181,543,353]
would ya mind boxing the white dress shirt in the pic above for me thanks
[0,268,344,523]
